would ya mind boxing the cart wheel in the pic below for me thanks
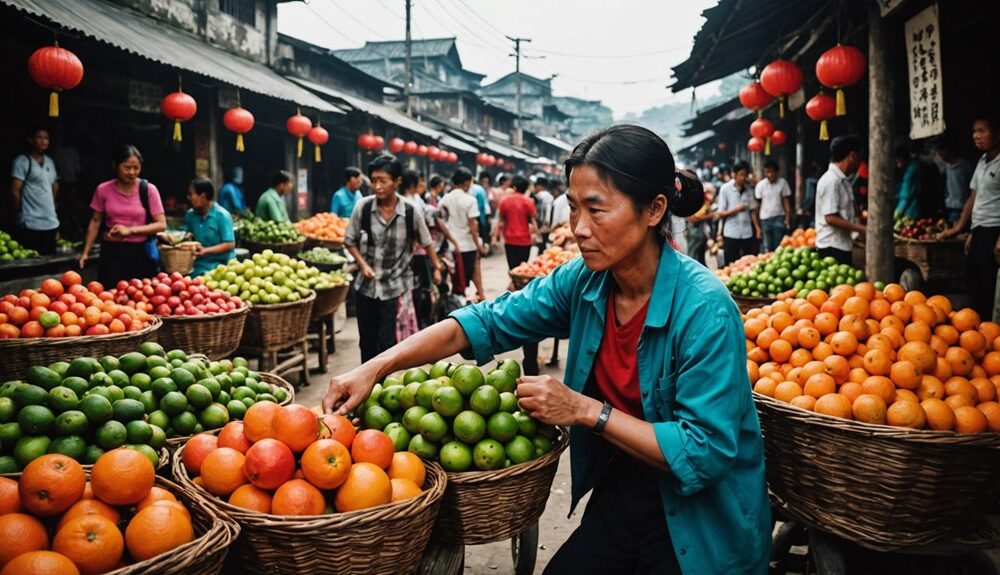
[512,523,539,575]
[898,267,923,291]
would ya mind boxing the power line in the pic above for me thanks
[305,3,362,45]
[317,0,391,42]
[426,0,512,54]
[376,0,406,20]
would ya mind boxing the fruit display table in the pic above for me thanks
[0,251,99,293]
[851,235,967,291]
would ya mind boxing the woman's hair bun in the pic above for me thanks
[668,169,704,218]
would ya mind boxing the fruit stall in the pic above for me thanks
[851,220,967,292]
[509,246,578,290]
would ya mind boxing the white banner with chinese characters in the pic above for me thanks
[905,4,945,140]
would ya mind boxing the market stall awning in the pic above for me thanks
[438,134,478,154]
[288,76,445,141]
[3,0,342,113]
[444,129,533,161]
[535,135,575,153]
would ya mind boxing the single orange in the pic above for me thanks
[753,378,777,397]
[0,551,79,575]
[216,421,252,454]
[272,404,320,453]
[975,402,1000,432]
[932,356,953,382]
[983,351,1000,377]
[970,378,998,403]
[916,375,946,401]
[350,430,395,470]
[756,327,780,350]
[945,394,975,411]
[744,317,766,340]
[387,452,427,488]
[124,505,194,561]
[911,304,937,327]
[852,394,887,424]
[19,454,86,517]
[882,283,905,303]
[243,401,280,443]
[979,321,1000,343]
[774,381,804,403]
[886,400,926,429]
[0,513,49,568]
[52,515,123,575]
[861,349,891,376]
[134,486,177,512]
[0,477,21,515]
[944,378,978,403]
[894,389,920,404]
[803,373,836,399]
[839,315,869,341]
[789,348,813,368]
[814,393,853,420]
[55,499,121,532]
[768,339,793,363]
[271,479,326,516]
[897,341,936,374]
[934,324,960,345]
[181,433,218,476]
[301,439,352,490]
[199,447,248,497]
[960,330,988,355]
[951,308,981,332]
[228,484,273,514]
[789,395,817,411]
[90,448,154,506]
[860,376,896,404]
[830,331,859,356]
[903,321,931,344]
[334,463,392,512]
[390,478,422,503]
[953,405,988,434]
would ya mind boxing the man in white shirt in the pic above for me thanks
[815,135,865,265]
[755,160,792,253]
[715,161,760,265]
[439,167,487,300]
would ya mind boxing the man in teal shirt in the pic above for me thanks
[218,166,246,215]
[256,170,293,222]
[185,177,236,277]
[330,167,363,218]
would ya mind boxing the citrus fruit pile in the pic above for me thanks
[359,361,557,472]
[297,246,349,266]
[0,345,288,473]
[0,229,40,262]
[0,449,193,574]
[779,228,816,248]
[0,272,153,339]
[236,217,304,244]
[201,250,347,305]
[182,403,427,515]
[295,213,348,242]
[714,252,773,283]
[746,282,1000,433]
[510,247,577,277]
[726,247,867,299]
[108,273,244,317]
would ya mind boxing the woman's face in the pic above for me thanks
[567,164,665,272]
[187,186,208,211]
[116,156,142,184]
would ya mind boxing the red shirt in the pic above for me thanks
[593,292,649,418]
[497,193,537,246]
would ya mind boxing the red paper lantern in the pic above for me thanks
[372,135,385,150]
[287,112,313,158]
[760,60,802,118]
[161,90,197,142]
[308,125,329,163]
[738,81,773,115]
[427,146,441,160]
[388,137,405,154]
[816,45,866,117]
[747,137,765,153]
[487,155,497,167]
[403,140,418,155]
[475,153,486,165]
[28,44,84,117]
[770,130,787,146]
[417,145,429,157]
[357,133,376,150]
[750,117,775,155]
[448,152,458,163]
[805,93,837,141]
[223,107,254,152]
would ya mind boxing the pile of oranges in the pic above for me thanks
[779,228,817,248]
[510,247,577,277]
[181,402,427,516]
[295,213,348,242]
[746,282,1000,433]
[0,449,192,575]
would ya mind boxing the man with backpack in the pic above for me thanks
[11,125,59,254]
[345,155,442,362]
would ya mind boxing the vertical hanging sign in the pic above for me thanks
[905,4,944,139]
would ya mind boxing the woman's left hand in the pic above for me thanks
[107,225,130,239]
[517,375,598,427]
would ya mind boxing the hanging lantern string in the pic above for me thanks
[172,74,184,142]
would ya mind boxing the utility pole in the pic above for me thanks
[507,36,530,146]
[404,0,413,116]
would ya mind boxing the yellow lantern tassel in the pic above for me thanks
[835,88,846,116]
[297,137,304,158]
[315,144,322,163]
[49,91,59,117]
[172,121,182,142]
[819,120,830,141]
[236,134,245,152]
[765,138,771,156]
[779,99,785,119]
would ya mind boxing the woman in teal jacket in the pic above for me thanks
[323,125,771,574]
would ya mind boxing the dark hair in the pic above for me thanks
[366,154,403,179]
[764,160,779,171]
[893,143,911,162]
[564,125,704,233]
[429,175,444,189]
[732,161,750,176]
[533,176,548,188]
[830,135,861,162]
[478,172,492,182]
[344,167,362,181]
[511,175,530,193]
[25,124,49,139]
[114,145,143,167]
[974,114,1000,133]
[401,169,420,192]
[189,177,215,201]
[497,173,511,186]
[272,170,293,187]
[451,167,473,186]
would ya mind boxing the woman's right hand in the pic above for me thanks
[78,253,88,269]
[322,363,381,416]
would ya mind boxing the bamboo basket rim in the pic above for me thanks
[443,427,569,484]
[157,302,252,323]
[892,234,966,245]
[245,290,316,310]
[240,237,306,249]
[302,234,345,247]
[0,317,162,350]
[754,391,1000,447]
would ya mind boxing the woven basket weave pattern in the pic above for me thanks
[310,285,349,320]
[155,305,251,360]
[241,239,306,256]
[239,291,315,354]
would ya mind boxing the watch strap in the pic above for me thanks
[593,402,612,435]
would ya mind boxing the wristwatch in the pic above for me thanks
[592,402,612,435]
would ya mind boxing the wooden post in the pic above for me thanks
[866,2,894,283]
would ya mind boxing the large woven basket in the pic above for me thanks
[159,244,197,275]
[432,428,569,545]
[155,305,251,360]
[731,293,774,314]
[0,471,239,575]
[0,318,162,381]
[171,441,447,575]
[238,291,315,355]
[241,238,306,256]
[310,285,350,320]
[754,392,1000,550]
[303,235,345,251]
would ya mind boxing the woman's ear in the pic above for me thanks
[647,194,668,229]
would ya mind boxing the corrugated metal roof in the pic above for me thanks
[334,38,457,63]
[2,0,341,113]
[535,135,575,153]
[443,128,532,161]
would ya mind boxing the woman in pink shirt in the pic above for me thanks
[79,145,166,286]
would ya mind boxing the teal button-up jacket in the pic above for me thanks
[451,245,771,574]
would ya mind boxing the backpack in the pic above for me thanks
[360,195,417,251]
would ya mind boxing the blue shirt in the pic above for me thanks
[218,182,245,214]
[471,184,490,227]
[331,186,362,219]
[452,246,771,574]
[185,203,236,277]
[895,160,922,219]
[11,154,59,231]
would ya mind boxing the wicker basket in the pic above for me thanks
[0,318,162,381]
[509,272,538,291]
[238,291,315,355]
[731,293,774,314]
[159,244,197,275]
[432,428,569,545]
[241,238,306,256]
[155,305,251,360]
[310,285,350,320]
[297,256,347,273]
[303,235,345,251]
[754,391,1000,550]
[171,441,447,575]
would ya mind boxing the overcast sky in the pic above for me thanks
[278,0,718,119]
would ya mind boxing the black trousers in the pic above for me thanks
[544,454,681,575]
[968,226,1000,320]
[504,244,532,270]
[723,236,757,265]
[355,293,398,363]
[411,255,432,330]
[16,227,57,255]
[817,246,853,266]
[504,243,539,376]
[98,241,153,288]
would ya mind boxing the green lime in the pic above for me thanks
[89,372,113,389]
[169,368,196,391]
[418,412,448,442]
[149,366,171,381]
[229,371,246,387]
[169,359,183,369]
[54,411,89,436]
[486,412,518,443]
[126,420,153,444]
[12,384,48,407]
[217,390,231,405]
[48,361,70,378]
[148,410,170,430]
[240,397,254,408]
[121,386,143,402]
[379,385,404,413]
[145,355,169,371]
[469,386,501,416]
[69,357,100,379]
[384,422,411,451]
[171,411,198,435]
[60,377,89,398]
[232,386,255,402]
[402,367,430,385]
[151,377,178,398]
[402,406,429,434]
[98,355,120,373]
[514,412,537,437]
[453,410,486,444]
[48,435,87,461]
[199,403,229,430]
[119,352,148,375]
[160,391,188,416]
[432,386,464,418]
[0,422,24,451]
[416,380,441,410]
[407,434,439,459]
[429,360,451,379]
[18,405,55,435]
[256,393,276,404]
[363,405,394,431]
[86,387,112,403]
[273,387,289,403]
[532,435,554,457]
[199,378,221,399]
[148,425,166,449]
[186,384,213,409]
[105,385,124,403]
[83,445,105,465]
[486,369,517,394]
[166,349,188,362]
[505,435,536,465]
[180,362,205,381]
[472,439,505,470]
[139,391,157,413]
[215,373,232,392]
[0,397,15,423]
[451,365,485,397]
[14,435,51,466]
[95,420,127,449]
[208,361,223,376]
[400,383,421,410]
[439,440,474,471]
[499,392,518,413]
[138,341,166,358]
[112,399,146,422]
[232,356,248,368]
[497,359,521,379]
[107,369,130,387]
[0,456,18,473]
[126,444,160,469]
[0,381,21,400]
[130,373,152,391]
[78,394,113,426]
[226,400,247,420]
